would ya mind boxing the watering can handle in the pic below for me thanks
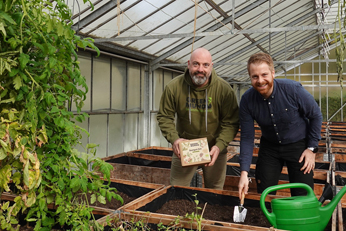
[259,183,315,228]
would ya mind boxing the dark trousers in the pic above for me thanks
[255,137,314,196]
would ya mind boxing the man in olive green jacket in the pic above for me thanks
[157,47,239,189]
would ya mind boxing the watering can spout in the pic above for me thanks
[319,185,346,224]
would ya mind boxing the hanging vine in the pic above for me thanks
[0,1,120,230]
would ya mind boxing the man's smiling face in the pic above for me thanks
[249,62,275,99]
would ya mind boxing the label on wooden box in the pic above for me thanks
[179,138,211,166]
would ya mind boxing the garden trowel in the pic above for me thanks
[233,191,247,222]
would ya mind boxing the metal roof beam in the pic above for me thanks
[151,0,268,69]
[72,0,126,32]
[205,0,269,54]
[217,7,324,64]
[93,24,336,42]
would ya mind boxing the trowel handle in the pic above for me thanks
[240,191,245,205]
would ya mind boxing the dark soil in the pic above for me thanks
[155,199,334,231]
[155,199,271,228]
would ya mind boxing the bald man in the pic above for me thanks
[157,48,239,189]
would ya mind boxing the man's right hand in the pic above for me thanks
[238,171,249,199]
[172,138,187,158]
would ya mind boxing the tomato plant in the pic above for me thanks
[0,0,118,230]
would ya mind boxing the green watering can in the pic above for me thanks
[260,183,346,231]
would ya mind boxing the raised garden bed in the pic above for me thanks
[99,185,340,230]
[101,185,293,230]
[102,150,200,187]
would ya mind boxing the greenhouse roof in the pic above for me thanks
[68,0,342,84]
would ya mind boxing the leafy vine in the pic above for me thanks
[0,0,118,230]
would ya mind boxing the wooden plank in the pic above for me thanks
[102,210,287,231]
[126,152,172,161]
[226,162,328,181]
[222,175,325,197]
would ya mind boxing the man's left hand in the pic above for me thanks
[299,149,316,174]
[206,146,220,166]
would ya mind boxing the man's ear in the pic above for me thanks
[272,70,275,79]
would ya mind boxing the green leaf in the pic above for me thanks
[0,139,7,148]
[49,57,57,68]
[0,11,16,24]
[81,176,88,192]
[56,22,64,36]
[70,177,80,189]
[97,195,106,204]
[0,22,6,37]
[0,148,7,160]
[51,106,60,113]
[18,53,30,69]
[57,178,65,190]
[13,75,22,90]
[90,194,96,204]
[58,210,66,226]
[23,162,29,187]
[12,172,21,184]
[39,198,45,212]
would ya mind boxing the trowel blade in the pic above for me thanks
[233,205,247,222]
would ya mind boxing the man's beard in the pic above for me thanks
[192,75,207,86]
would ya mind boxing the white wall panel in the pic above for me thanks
[89,114,107,158]
[111,58,126,110]
[153,69,163,111]
[150,112,167,147]
[109,114,124,156]
[124,114,138,151]
[75,51,91,111]
[93,55,110,111]
[127,63,141,110]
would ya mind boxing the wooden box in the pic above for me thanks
[179,138,211,166]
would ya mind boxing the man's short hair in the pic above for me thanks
[247,53,274,74]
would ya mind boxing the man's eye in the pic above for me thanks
[203,64,210,68]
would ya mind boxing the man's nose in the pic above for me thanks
[257,76,264,83]
[197,65,204,71]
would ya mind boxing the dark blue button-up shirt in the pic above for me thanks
[239,79,323,172]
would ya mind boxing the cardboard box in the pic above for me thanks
[179,138,211,166]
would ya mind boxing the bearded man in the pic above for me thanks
[157,47,239,189]
[238,53,322,198]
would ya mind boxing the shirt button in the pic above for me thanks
[268,102,271,104]
[285,108,288,111]
[274,124,276,126]
[276,133,278,135]
[271,114,273,116]
[279,141,281,143]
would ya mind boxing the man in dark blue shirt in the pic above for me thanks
[238,53,322,198]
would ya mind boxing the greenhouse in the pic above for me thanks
[1,0,346,230]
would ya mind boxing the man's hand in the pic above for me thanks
[172,138,187,158]
[205,146,220,166]
[299,149,316,174]
[238,171,249,200]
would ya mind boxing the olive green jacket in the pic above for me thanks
[157,68,239,153]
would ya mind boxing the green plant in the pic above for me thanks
[183,193,206,231]
[0,0,119,230]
